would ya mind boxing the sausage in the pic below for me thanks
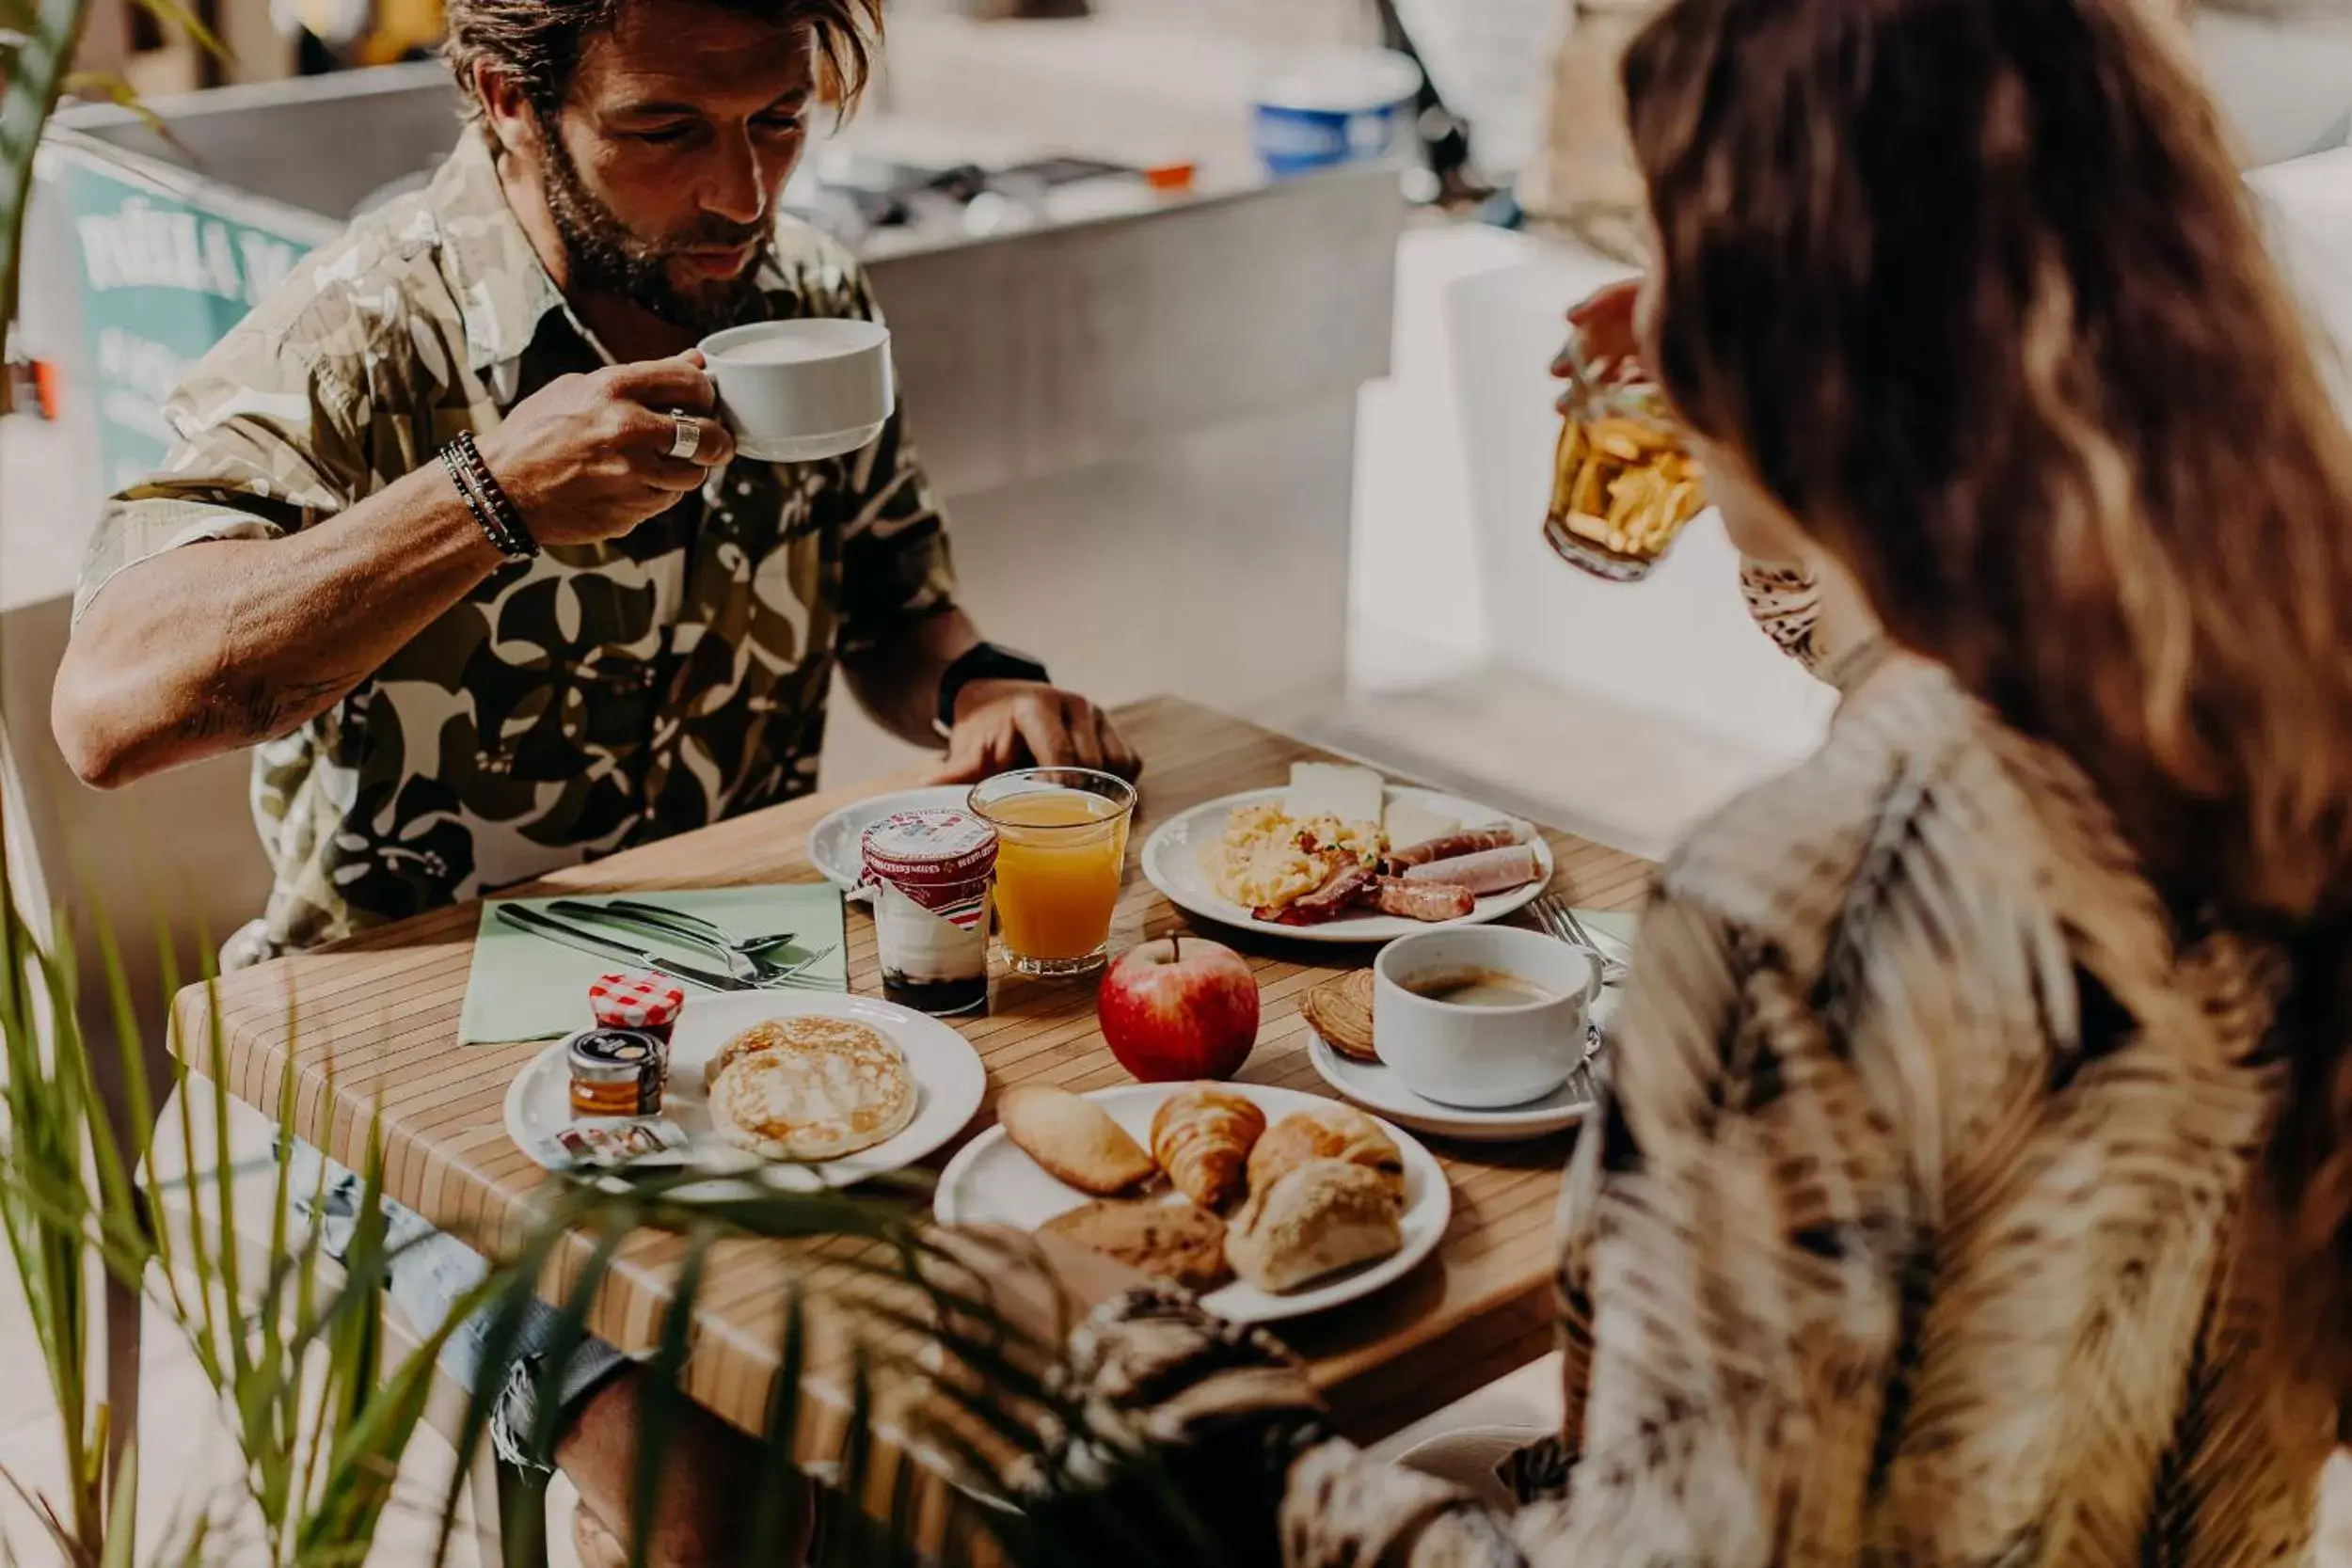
[1259,859,1377,926]
[1401,844,1543,896]
[1374,878,1476,922]
[1385,825,1523,873]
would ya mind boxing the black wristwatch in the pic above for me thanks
[935,641,1052,736]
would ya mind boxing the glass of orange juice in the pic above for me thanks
[968,768,1137,977]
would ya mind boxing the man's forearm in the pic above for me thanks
[839,605,982,748]
[53,463,503,789]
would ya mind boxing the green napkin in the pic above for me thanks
[1575,909,1637,946]
[458,884,848,1045]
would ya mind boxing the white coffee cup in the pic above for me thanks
[1373,927,1602,1109]
[698,318,894,462]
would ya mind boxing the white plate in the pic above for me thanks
[1306,1031,1599,1142]
[933,1082,1451,1324]
[1141,786,1554,944]
[806,786,976,890]
[504,991,987,1192]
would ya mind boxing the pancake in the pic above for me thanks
[703,1016,918,1163]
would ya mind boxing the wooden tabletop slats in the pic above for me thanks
[171,697,1655,1454]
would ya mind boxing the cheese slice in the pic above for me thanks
[1382,799,1461,852]
[1285,762,1385,826]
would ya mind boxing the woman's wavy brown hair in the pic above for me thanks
[1624,0,2352,1407]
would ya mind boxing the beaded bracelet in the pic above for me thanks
[438,432,538,561]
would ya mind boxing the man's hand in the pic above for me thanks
[927,680,1141,784]
[471,352,736,547]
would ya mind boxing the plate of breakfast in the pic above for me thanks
[1300,970,1604,1142]
[1140,762,1554,943]
[504,990,988,1192]
[933,1080,1451,1323]
[807,786,977,891]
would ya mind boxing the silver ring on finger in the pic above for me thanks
[665,410,702,462]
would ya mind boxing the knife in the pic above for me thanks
[494,905,751,992]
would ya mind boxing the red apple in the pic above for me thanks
[1096,935,1261,1082]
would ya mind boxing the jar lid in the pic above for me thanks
[862,810,999,887]
[588,971,685,1030]
[566,1027,662,1078]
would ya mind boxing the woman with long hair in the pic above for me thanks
[978,0,2352,1559]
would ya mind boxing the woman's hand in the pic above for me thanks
[1551,279,1645,410]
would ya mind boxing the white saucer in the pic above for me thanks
[1306,1033,1597,1142]
[805,786,976,890]
[1304,987,1618,1143]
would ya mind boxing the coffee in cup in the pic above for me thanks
[1374,927,1600,1109]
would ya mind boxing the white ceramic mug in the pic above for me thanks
[1374,927,1601,1109]
[698,318,894,462]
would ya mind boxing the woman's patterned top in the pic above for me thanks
[1051,654,2343,1566]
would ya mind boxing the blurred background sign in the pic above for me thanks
[44,137,332,491]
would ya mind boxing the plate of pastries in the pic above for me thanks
[933,1080,1452,1323]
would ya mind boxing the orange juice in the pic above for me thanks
[987,790,1131,964]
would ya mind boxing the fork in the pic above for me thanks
[1532,894,1629,987]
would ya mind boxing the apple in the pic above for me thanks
[1097,935,1261,1082]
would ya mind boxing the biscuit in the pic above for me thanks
[1302,971,1378,1062]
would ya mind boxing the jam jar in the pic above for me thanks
[566,1027,666,1118]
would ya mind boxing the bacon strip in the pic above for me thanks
[1373,878,1475,922]
[1385,825,1523,874]
[1257,858,1377,927]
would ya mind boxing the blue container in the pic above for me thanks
[1250,49,1425,179]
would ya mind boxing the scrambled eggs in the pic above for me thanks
[1201,804,1387,911]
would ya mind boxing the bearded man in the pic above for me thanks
[52,2,1135,1560]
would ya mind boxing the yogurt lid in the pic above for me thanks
[861,809,999,885]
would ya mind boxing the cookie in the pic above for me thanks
[1302,970,1378,1062]
[1040,1199,1232,1292]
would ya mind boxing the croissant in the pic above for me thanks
[1247,1105,1406,1209]
[1149,1086,1267,1210]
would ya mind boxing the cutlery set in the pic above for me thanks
[497,901,835,992]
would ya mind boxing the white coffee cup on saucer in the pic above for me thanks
[1374,926,1602,1109]
[698,318,894,462]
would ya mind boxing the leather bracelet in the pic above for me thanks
[440,432,538,561]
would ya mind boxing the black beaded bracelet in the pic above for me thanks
[439,432,538,561]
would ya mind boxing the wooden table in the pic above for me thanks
[174,698,1652,1471]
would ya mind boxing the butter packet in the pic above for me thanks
[543,1117,690,1169]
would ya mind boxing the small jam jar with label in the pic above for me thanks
[566,1027,666,1118]
[588,971,684,1091]
[860,809,998,1015]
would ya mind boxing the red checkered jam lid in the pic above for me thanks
[588,971,686,1030]
[862,809,999,888]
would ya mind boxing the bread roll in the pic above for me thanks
[1247,1104,1406,1207]
[997,1085,1155,1196]
[1150,1086,1268,1210]
[1225,1158,1404,1293]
